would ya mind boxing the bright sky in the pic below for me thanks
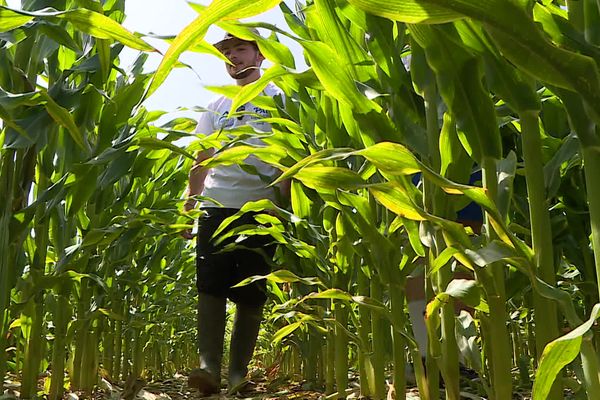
[5,0,302,118]
[120,0,302,117]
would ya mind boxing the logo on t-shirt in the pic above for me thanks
[217,105,269,130]
[217,111,235,129]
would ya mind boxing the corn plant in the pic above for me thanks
[174,1,600,400]
[0,0,203,397]
[4,0,600,400]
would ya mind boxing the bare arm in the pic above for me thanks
[184,148,215,212]
[279,179,291,200]
[182,149,214,239]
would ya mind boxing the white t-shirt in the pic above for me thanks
[196,82,283,209]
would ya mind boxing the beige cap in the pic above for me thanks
[213,28,261,51]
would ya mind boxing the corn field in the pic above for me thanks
[2,0,600,399]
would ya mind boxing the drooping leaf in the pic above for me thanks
[0,7,33,32]
[533,304,600,400]
[355,141,422,175]
[39,91,87,152]
[301,40,378,114]
[146,0,281,98]
[369,183,426,221]
[294,166,366,191]
[345,0,461,24]
[56,9,155,51]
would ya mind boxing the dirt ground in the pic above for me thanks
[2,372,425,400]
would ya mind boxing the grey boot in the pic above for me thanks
[228,303,263,390]
[189,292,227,394]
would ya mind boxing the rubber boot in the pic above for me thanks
[188,292,227,395]
[227,303,263,392]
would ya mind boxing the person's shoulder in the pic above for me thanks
[264,82,283,97]
[205,94,231,113]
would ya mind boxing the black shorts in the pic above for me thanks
[196,208,275,306]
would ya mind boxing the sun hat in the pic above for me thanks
[213,28,261,52]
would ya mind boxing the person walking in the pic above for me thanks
[183,29,286,396]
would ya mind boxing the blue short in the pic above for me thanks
[412,171,483,223]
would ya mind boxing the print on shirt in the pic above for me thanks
[197,83,284,209]
[217,105,269,130]
[217,111,234,129]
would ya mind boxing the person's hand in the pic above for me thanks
[181,229,194,240]
[182,198,196,240]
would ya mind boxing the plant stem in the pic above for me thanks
[0,150,15,393]
[49,290,71,400]
[357,268,372,398]
[326,321,335,395]
[568,0,585,30]
[423,83,443,400]
[482,157,513,400]
[22,163,50,399]
[582,144,600,302]
[580,337,600,397]
[370,276,387,400]
[334,301,349,399]
[423,82,460,399]
[114,297,123,381]
[584,0,600,45]
[520,110,562,399]
[390,286,407,400]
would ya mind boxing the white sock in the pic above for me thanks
[408,299,428,358]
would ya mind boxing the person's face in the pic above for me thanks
[220,40,264,80]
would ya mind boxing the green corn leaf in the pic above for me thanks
[454,21,541,113]
[308,0,372,81]
[273,147,358,185]
[464,240,519,267]
[410,24,502,161]
[346,0,461,24]
[355,142,422,175]
[147,0,281,98]
[301,40,378,114]
[272,319,304,345]
[56,9,155,51]
[279,2,311,39]
[39,23,82,52]
[426,279,485,318]
[305,288,354,302]
[429,246,460,275]
[229,64,289,116]
[0,7,33,32]
[97,308,127,321]
[532,3,600,63]
[202,144,288,168]
[97,39,111,81]
[403,217,426,257]
[156,31,230,63]
[38,91,86,152]
[0,105,29,138]
[294,166,365,191]
[533,304,600,400]
[215,20,297,68]
[233,269,324,288]
[134,137,196,160]
[352,0,600,122]
[369,183,426,221]
[426,0,600,123]
[0,89,42,109]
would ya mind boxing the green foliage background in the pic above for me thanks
[2,1,600,400]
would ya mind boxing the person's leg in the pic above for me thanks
[227,213,274,390]
[406,269,428,358]
[189,293,227,394]
[189,208,236,394]
[228,302,264,389]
